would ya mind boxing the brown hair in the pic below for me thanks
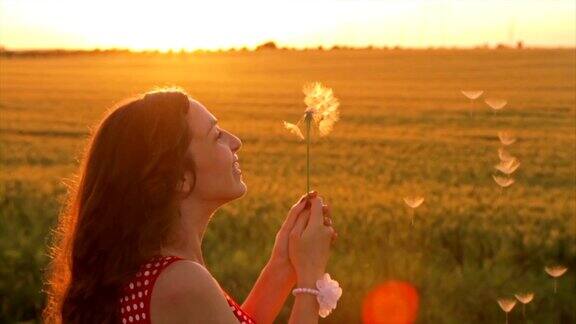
[42,87,195,323]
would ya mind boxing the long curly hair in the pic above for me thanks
[42,87,196,323]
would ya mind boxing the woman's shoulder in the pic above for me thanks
[118,255,186,323]
[150,256,243,323]
[153,256,215,296]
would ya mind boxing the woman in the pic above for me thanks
[43,87,338,323]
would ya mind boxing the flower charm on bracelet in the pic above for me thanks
[316,273,343,318]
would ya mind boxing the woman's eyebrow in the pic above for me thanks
[206,119,218,137]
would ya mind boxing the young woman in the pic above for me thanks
[43,87,338,323]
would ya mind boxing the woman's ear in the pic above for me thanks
[177,171,194,195]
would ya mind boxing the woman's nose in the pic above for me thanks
[230,133,242,152]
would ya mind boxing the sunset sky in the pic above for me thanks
[1,0,574,51]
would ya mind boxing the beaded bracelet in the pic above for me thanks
[292,287,320,296]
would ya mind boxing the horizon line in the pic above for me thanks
[1,42,574,53]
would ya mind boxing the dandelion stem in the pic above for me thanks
[554,278,557,293]
[495,187,504,214]
[505,312,509,324]
[522,304,526,319]
[469,98,473,117]
[410,208,415,226]
[305,111,312,194]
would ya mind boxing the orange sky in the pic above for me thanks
[0,0,574,50]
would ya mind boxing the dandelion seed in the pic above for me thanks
[403,196,425,209]
[485,98,507,110]
[461,90,484,100]
[318,119,335,136]
[545,265,568,293]
[495,158,520,175]
[514,292,534,319]
[497,298,517,312]
[498,131,516,146]
[498,147,515,162]
[403,196,424,226]
[461,90,483,117]
[497,298,517,324]
[283,82,340,193]
[493,175,515,188]
[282,121,305,140]
[545,265,568,277]
[515,292,534,304]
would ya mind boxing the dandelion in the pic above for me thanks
[485,98,507,111]
[497,298,517,324]
[545,265,568,293]
[461,90,484,116]
[495,158,520,175]
[514,292,534,319]
[403,196,424,226]
[498,131,516,146]
[283,82,340,193]
[498,147,515,163]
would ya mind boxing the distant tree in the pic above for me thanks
[256,41,277,51]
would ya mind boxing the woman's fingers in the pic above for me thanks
[321,203,337,244]
[290,208,310,238]
[308,196,324,228]
[282,194,311,233]
[322,204,332,225]
[331,231,338,244]
[303,191,318,208]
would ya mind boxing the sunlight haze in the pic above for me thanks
[0,0,574,50]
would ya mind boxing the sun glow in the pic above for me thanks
[1,0,329,51]
[1,0,575,51]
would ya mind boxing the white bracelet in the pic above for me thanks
[292,287,319,296]
[291,273,342,318]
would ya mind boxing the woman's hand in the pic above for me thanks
[288,193,336,285]
[268,192,312,283]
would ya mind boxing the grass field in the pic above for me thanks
[1,49,575,323]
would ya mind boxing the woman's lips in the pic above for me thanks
[233,161,242,174]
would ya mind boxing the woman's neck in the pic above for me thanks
[160,196,221,268]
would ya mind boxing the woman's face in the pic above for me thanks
[182,98,246,203]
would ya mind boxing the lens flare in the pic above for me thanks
[362,281,419,324]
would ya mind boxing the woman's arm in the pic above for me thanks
[241,260,296,324]
[288,275,320,324]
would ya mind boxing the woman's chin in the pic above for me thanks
[231,174,247,198]
[236,180,247,197]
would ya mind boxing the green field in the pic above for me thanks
[1,49,575,323]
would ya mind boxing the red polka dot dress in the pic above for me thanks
[118,255,257,324]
